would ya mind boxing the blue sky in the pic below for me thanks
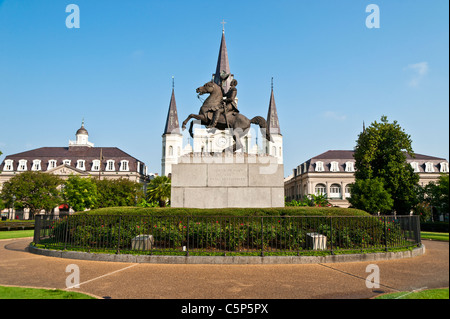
[0,0,448,177]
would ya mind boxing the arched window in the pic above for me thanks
[315,183,326,195]
[345,185,351,198]
[169,146,173,156]
[329,184,341,198]
[272,146,276,156]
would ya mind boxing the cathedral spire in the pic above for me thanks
[213,22,231,93]
[163,77,180,135]
[267,77,281,135]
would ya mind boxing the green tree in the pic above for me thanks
[0,171,62,218]
[93,178,144,208]
[146,176,171,207]
[348,178,394,214]
[416,174,449,221]
[62,175,98,212]
[353,116,419,214]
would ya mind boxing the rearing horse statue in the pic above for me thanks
[181,81,272,152]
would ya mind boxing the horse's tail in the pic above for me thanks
[250,116,272,142]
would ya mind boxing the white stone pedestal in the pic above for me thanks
[171,153,284,208]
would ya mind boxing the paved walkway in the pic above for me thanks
[0,238,448,300]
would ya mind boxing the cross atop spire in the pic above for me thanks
[221,19,226,33]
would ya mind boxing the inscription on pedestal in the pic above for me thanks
[208,164,247,187]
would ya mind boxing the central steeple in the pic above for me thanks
[213,22,232,94]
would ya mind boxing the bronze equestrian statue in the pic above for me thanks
[181,80,272,152]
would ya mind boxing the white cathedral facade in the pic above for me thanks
[161,29,283,176]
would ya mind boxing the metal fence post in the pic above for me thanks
[186,216,190,257]
[329,216,334,255]
[33,215,42,244]
[261,217,264,257]
[384,216,388,252]
[64,216,69,250]
[116,216,122,254]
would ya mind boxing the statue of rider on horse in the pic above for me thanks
[181,72,272,153]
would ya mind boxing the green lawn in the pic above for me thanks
[0,230,34,240]
[421,232,449,241]
[375,288,449,299]
[0,286,97,299]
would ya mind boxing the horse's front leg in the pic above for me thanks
[189,121,194,139]
[182,115,193,130]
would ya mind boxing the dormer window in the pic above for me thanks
[440,162,449,173]
[76,160,85,171]
[345,161,354,172]
[330,161,340,172]
[315,161,324,172]
[425,162,435,173]
[31,160,41,171]
[18,160,27,171]
[106,160,115,171]
[120,160,129,172]
[410,162,419,173]
[48,160,57,170]
[4,160,13,171]
[63,159,71,166]
[92,160,100,171]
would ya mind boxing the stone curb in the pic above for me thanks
[27,244,425,264]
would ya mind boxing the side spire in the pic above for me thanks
[163,77,180,135]
[267,77,281,135]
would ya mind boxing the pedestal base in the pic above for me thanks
[171,153,284,208]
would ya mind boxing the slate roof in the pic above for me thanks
[296,150,448,175]
[1,146,144,173]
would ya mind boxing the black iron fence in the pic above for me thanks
[33,215,421,256]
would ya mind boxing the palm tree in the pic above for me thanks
[146,176,171,207]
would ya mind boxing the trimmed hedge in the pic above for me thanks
[0,221,35,231]
[75,206,370,217]
[420,221,449,233]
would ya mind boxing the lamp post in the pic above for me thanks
[11,195,16,220]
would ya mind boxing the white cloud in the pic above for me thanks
[323,111,347,121]
[405,62,429,87]
[131,50,144,59]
